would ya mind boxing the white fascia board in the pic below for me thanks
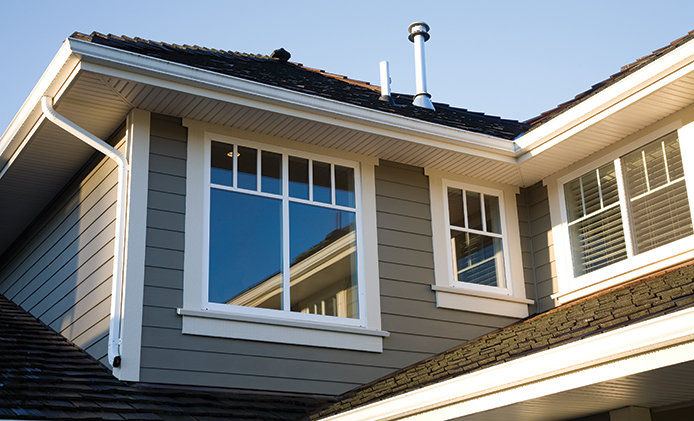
[320,306,694,421]
[66,38,517,163]
[515,37,694,161]
[0,40,80,168]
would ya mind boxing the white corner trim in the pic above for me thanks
[320,306,694,421]
[113,109,150,381]
[178,309,387,352]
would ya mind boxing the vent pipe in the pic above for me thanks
[408,22,435,110]
[379,61,394,103]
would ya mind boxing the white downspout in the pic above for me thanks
[40,96,127,368]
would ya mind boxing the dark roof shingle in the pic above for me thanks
[0,295,330,420]
[313,260,694,418]
[70,31,529,140]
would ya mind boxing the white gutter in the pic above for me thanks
[321,306,694,420]
[66,38,518,162]
[40,96,127,368]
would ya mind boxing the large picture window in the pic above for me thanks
[207,140,360,320]
[563,132,693,278]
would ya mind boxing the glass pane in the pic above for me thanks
[598,163,619,207]
[334,165,355,208]
[564,178,584,222]
[313,161,332,203]
[568,205,627,276]
[484,194,501,234]
[237,146,257,190]
[622,148,647,198]
[289,203,358,318]
[289,156,309,199]
[643,140,667,190]
[210,141,234,186]
[447,188,464,227]
[663,132,684,180]
[261,151,282,194]
[208,190,282,310]
[450,230,503,287]
[630,179,692,254]
[466,191,483,231]
[581,170,601,215]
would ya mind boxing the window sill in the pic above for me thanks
[177,308,389,352]
[431,285,532,318]
[552,243,694,305]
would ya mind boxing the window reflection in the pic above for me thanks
[289,203,358,318]
[237,146,257,190]
[451,230,504,287]
[289,156,309,199]
[313,161,331,203]
[209,190,282,310]
[211,142,234,186]
[335,165,355,207]
[261,151,282,194]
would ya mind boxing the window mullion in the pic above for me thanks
[614,158,635,258]
[308,158,313,202]
[462,189,468,228]
[232,144,238,188]
[480,194,487,232]
[330,163,336,205]
[281,153,291,312]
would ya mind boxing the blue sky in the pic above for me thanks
[1,0,693,130]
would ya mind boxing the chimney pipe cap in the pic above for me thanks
[408,22,430,42]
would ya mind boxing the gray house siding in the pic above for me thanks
[516,182,557,313]
[0,129,124,366]
[139,114,517,395]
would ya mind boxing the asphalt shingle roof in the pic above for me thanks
[0,295,330,420]
[313,260,694,418]
[70,32,530,140]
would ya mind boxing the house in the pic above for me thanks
[1,23,694,420]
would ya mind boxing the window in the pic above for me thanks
[562,131,693,279]
[207,140,360,321]
[446,187,505,288]
[427,173,532,318]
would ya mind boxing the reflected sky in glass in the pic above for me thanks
[209,189,282,309]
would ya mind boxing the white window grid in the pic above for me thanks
[202,134,366,327]
[442,181,512,294]
[557,132,694,288]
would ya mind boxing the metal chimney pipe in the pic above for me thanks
[408,22,435,110]
[379,60,394,103]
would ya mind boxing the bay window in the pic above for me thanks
[562,131,693,280]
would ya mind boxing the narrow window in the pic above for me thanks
[447,187,506,288]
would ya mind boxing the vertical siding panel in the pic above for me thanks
[139,115,519,395]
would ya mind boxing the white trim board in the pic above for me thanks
[319,306,694,421]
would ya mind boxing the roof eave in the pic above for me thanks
[67,37,518,163]
[515,37,694,162]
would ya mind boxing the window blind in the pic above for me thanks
[622,133,693,254]
[564,162,628,276]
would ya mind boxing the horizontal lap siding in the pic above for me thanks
[0,130,124,365]
[517,182,557,313]
[139,115,515,394]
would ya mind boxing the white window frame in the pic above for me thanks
[180,120,387,352]
[550,123,694,304]
[427,170,532,318]
[442,181,513,295]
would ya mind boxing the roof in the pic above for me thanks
[69,32,529,140]
[313,260,694,418]
[524,30,694,129]
[0,295,330,420]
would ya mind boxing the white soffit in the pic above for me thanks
[74,70,524,185]
[518,61,694,185]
